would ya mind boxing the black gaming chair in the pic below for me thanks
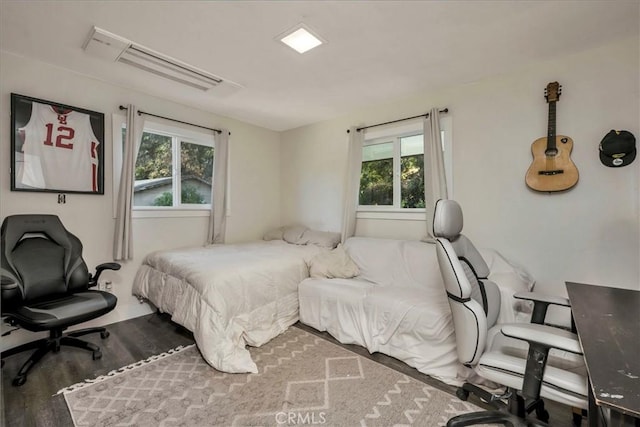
[1,214,119,386]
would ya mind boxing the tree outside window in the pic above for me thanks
[126,128,214,207]
[400,134,425,208]
[359,134,424,209]
[360,142,393,206]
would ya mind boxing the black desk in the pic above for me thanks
[565,282,640,427]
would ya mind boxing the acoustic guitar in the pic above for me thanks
[525,82,578,192]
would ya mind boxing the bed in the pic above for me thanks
[298,237,536,386]
[132,231,336,374]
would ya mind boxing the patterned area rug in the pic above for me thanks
[60,327,483,426]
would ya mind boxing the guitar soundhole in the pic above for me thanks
[545,148,558,156]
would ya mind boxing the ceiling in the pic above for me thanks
[1,1,638,132]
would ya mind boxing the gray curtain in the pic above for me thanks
[423,107,448,240]
[207,129,229,244]
[341,127,364,243]
[113,104,145,260]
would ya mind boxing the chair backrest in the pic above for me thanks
[433,199,501,366]
[1,215,90,309]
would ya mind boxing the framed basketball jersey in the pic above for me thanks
[11,93,105,194]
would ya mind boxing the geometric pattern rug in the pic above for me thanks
[59,327,483,426]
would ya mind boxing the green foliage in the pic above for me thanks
[181,184,205,204]
[359,159,393,205]
[358,155,425,207]
[181,143,213,183]
[153,184,206,206]
[136,132,172,180]
[134,134,214,183]
[153,191,173,206]
[401,154,425,208]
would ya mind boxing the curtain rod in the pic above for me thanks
[118,105,224,134]
[347,108,449,133]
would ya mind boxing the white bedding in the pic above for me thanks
[299,238,535,387]
[132,240,324,373]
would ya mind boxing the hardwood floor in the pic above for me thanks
[2,314,580,426]
[1,313,193,427]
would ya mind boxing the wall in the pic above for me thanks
[0,52,282,349]
[281,37,640,303]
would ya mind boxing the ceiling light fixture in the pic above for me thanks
[279,24,324,54]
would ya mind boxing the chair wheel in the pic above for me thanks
[456,388,470,401]
[92,350,102,360]
[536,407,550,422]
[12,375,26,387]
[572,412,583,427]
[100,330,110,339]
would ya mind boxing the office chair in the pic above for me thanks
[1,214,119,386]
[432,199,588,426]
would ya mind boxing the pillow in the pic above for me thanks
[263,227,284,241]
[283,225,309,244]
[480,248,536,324]
[309,244,360,279]
[301,229,341,248]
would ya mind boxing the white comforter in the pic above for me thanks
[132,240,324,373]
[298,238,535,386]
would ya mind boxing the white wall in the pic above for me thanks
[281,37,640,300]
[0,52,282,349]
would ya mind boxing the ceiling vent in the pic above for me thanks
[83,27,240,92]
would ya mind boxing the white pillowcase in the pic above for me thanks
[309,244,360,279]
[264,225,340,248]
[283,225,309,244]
[300,229,341,248]
[263,227,284,241]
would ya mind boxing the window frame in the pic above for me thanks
[112,113,215,218]
[357,116,452,221]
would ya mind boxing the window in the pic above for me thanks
[133,130,213,208]
[112,115,215,216]
[360,133,426,208]
[357,117,452,219]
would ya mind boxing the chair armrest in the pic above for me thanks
[1,275,20,307]
[89,262,122,287]
[514,292,570,307]
[96,262,122,273]
[500,323,583,355]
[514,292,571,325]
[1,276,17,290]
[501,322,584,401]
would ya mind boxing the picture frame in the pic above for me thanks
[11,93,105,194]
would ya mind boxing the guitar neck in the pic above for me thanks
[547,101,557,150]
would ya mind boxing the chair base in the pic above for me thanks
[447,410,548,427]
[450,383,554,427]
[1,326,110,386]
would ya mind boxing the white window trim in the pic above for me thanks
[356,116,453,220]
[111,113,216,219]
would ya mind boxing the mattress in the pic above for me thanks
[132,240,324,373]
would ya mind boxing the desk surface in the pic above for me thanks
[565,282,640,419]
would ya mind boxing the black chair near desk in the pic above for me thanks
[1,214,119,386]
